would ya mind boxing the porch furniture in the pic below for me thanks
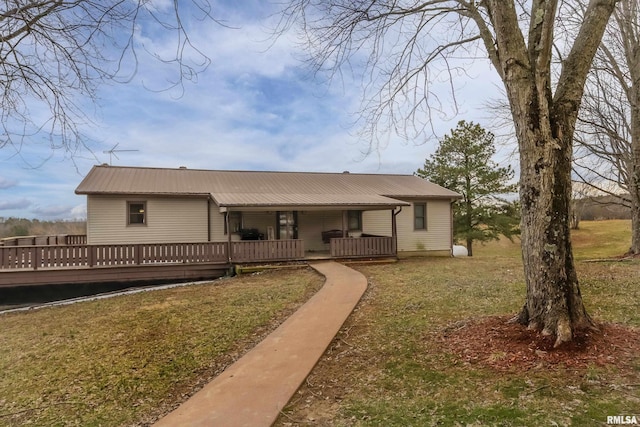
[321,229,344,244]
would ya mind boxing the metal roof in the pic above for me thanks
[75,165,461,207]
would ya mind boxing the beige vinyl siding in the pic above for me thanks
[209,204,226,242]
[362,210,393,236]
[395,199,452,252]
[363,200,452,253]
[87,195,208,244]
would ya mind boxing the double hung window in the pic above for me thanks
[128,202,146,225]
[414,203,426,230]
[348,210,362,231]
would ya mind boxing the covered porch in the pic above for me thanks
[219,193,409,261]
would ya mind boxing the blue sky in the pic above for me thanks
[0,1,504,220]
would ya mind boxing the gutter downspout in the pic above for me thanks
[392,207,402,256]
[449,199,455,257]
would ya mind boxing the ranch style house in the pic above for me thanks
[74,165,461,260]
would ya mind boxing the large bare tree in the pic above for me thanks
[1,0,214,158]
[279,0,618,346]
[574,0,640,255]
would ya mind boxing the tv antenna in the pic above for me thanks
[103,143,139,165]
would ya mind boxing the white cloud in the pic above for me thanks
[70,204,87,219]
[1,1,508,220]
[0,176,17,189]
[31,204,78,219]
[0,198,31,211]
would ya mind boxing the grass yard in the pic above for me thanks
[0,220,638,426]
[0,268,323,426]
[276,220,640,426]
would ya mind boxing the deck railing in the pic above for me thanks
[0,237,393,271]
[230,240,304,263]
[330,236,395,258]
[0,234,87,247]
[0,242,228,270]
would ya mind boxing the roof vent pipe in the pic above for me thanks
[179,166,187,169]
[342,171,350,174]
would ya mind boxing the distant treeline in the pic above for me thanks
[576,195,631,221]
[0,218,86,239]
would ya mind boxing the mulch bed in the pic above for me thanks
[439,315,640,372]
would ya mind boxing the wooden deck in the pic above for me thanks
[0,263,231,288]
[0,237,394,288]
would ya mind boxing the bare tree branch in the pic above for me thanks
[275,0,618,345]
[0,0,216,162]
[574,0,640,254]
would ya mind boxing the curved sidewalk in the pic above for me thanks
[154,261,368,427]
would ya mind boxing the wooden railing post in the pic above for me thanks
[135,244,142,265]
[33,247,40,271]
[88,245,95,267]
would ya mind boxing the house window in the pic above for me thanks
[224,211,242,234]
[414,203,426,230]
[128,201,146,225]
[348,210,362,231]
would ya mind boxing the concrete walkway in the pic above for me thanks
[154,261,368,427]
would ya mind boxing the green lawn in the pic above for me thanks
[469,218,633,260]
[0,269,323,426]
[277,219,640,426]
[0,220,637,426]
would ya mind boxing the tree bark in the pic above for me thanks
[515,114,594,345]
[629,97,640,255]
[628,28,640,254]
[486,0,616,346]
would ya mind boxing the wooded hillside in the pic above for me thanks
[0,218,86,239]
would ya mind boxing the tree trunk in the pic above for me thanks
[514,118,594,346]
[486,0,616,347]
[506,84,596,346]
[629,81,640,255]
[466,237,473,257]
[630,196,640,255]
[629,152,640,255]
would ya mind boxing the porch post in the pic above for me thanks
[341,210,347,238]
[450,200,455,255]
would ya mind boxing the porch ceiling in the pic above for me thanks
[212,192,410,209]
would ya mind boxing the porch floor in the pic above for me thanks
[303,250,332,260]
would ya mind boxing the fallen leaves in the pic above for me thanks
[439,315,640,372]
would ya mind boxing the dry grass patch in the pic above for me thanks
[277,221,639,426]
[0,268,323,426]
[570,220,633,260]
[2,220,636,426]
